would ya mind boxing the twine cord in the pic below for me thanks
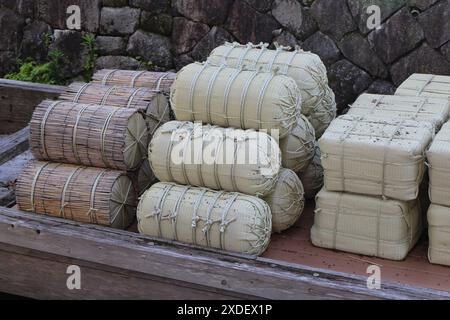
[59,166,83,219]
[40,101,64,159]
[87,170,108,224]
[130,70,146,87]
[191,189,207,246]
[102,69,118,86]
[100,108,121,169]
[30,162,51,213]
[73,83,90,103]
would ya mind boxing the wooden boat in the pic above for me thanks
[0,79,449,300]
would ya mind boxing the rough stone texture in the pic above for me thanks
[226,0,280,44]
[329,59,373,112]
[0,7,25,52]
[130,0,170,14]
[418,1,450,48]
[409,0,440,11]
[339,32,388,78]
[0,51,16,76]
[191,27,234,62]
[441,41,450,62]
[390,43,450,85]
[366,80,396,95]
[173,0,233,25]
[49,30,87,77]
[272,0,317,40]
[274,31,298,48]
[127,30,173,69]
[95,55,140,70]
[172,18,210,55]
[37,0,100,32]
[174,54,195,71]
[310,0,357,41]
[368,8,424,64]
[103,0,128,7]
[141,12,172,36]
[244,0,274,12]
[348,0,405,35]
[100,7,141,36]
[19,20,51,62]
[301,31,340,66]
[95,36,127,56]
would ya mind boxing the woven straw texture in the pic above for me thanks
[279,114,316,173]
[396,73,450,101]
[299,142,324,200]
[137,182,272,256]
[92,69,176,95]
[60,82,170,135]
[149,121,281,197]
[170,62,301,139]
[348,93,449,131]
[208,42,336,138]
[30,100,148,171]
[319,115,434,201]
[16,161,136,229]
[428,204,450,267]
[311,189,422,261]
[263,169,305,233]
[427,122,450,207]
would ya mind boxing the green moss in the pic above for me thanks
[82,33,98,82]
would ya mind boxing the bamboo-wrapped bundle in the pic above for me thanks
[208,42,336,138]
[137,182,272,256]
[16,161,136,229]
[60,82,171,134]
[149,121,281,197]
[129,160,158,196]
[170,62,301,139]
[263,169,305,233]
[348,94,449,131]
[279,115,316,174]
[92,69,176,95]
[396,73,450,101]
[298,142,324,200]
[30,100,148,171]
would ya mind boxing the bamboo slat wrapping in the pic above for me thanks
[263,169,305,234]
[149,121,282,197]
[312,189,422,261]
[279,115,316,174]
[348,93,449,131]
[170,62,301,139]
[298,142,324,200]
[29,100,148,171]
[16,161,136,229]
[92,69,176,95]
[137,182,272,256]
[60,82,171,135]
[396,73,450,101]
[208,42,336,138]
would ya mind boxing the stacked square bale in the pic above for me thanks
[312,90,449,260]
[137,43,335,256]
[397,74,450,267]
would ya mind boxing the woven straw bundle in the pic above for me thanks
[16,161,136,229]
[312,189,422,261]
[137,182,272,256]
[170,62,301,139]
[298,142,324,200]
[320,115,434,201]
[60,82,170,134]
[279,114,316,174]
[427,122,450,207]
[30,100,148,171]
[396,73,450,101]
[149,121,281,197]
[428,205,450,266]
[208,42,336,137]
[263,169,305,233]
[92,69,176,95]
[348,93,449,131]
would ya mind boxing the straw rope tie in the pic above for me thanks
[87,170,108,224]
[110,179,133,228]
[100,108,122,169]
[221,42,238,65]
[189,63,209,122]
[72,104,91,164]
[169,186,191,241]
[418,75,436,96]
[146,184,174,238]
[213,134,225,190]
[30,162,51,213]
[240,71,259,129]
[59,166,84,219]
[203,191,224,248]
[130,70,146,87]
[205,65,226,124]
[40,101,64,159]
[191,189,207,246]
[100,85,117,106]
[253,43,269,70]
[237,43,253,68]
[283,51,298,75]
[223,67,243,127]
[102,69,118,86]
[126,87,145,109]
[73,83,90,103]
[156,73,170,91]
[219,193,239,251]
[256,74,275,130]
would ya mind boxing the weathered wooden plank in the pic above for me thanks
[0,79,64,134]
[0,126,30,166]
[0,207,449,300]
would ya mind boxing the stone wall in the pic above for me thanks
[1,0,450,112]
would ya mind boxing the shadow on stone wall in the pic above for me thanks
[1,0,450,112]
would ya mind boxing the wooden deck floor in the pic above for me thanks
[264,201,450,293]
